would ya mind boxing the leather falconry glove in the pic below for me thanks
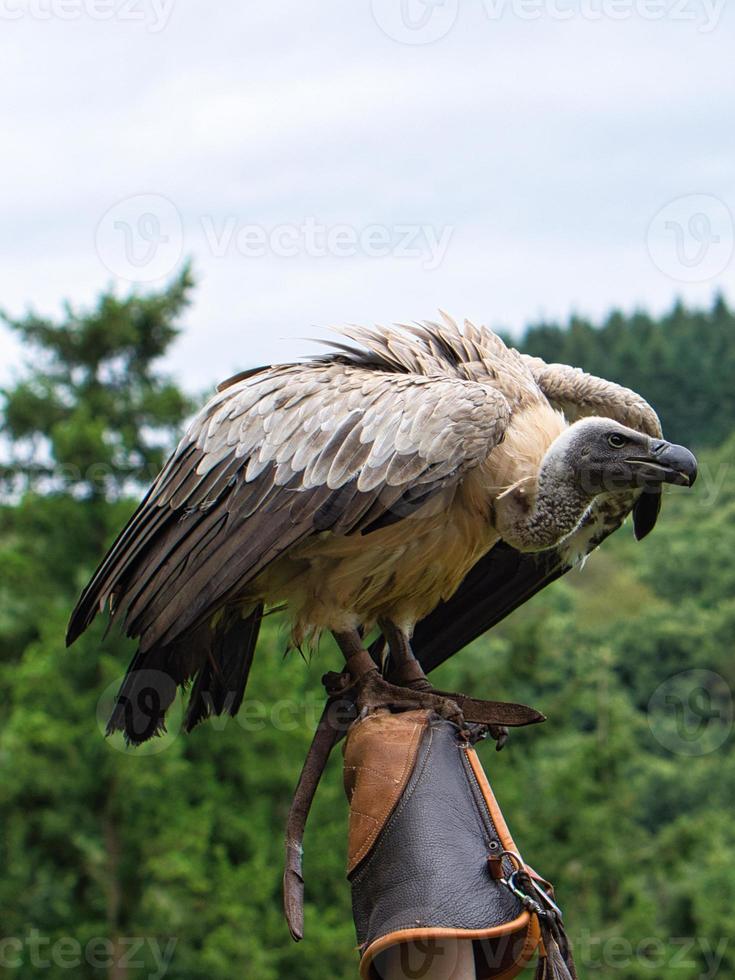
[343,710,578,980]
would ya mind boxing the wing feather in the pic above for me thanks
[520,355,662,437]
[67,360,511,650]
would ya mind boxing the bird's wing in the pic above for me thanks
[406,357,662,674]
[519,355,662,437]
[408,496,631,674]
[67,360,511,652]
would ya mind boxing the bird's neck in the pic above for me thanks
[494,457,594,552]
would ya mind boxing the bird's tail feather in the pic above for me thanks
[106,604,264,745]
[183,604,263,733]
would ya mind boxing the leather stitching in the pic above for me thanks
[351,723,435,885]
[350,809,380,823]
[344,765,404,783]
[360,917,534,980]
[348,719,423,870]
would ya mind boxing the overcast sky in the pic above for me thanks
[1,0,733,393]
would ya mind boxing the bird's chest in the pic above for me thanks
[270,483,499,629]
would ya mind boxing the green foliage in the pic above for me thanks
[1,265,195,500]
[0,276,733,978]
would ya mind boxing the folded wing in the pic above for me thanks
[67,360,512,655]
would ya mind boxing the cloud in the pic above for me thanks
[0,2,733,392]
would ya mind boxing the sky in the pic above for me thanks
[1,0,733,393]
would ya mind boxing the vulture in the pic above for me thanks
[67,316,697,743]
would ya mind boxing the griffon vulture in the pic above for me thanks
[67,317,697,743]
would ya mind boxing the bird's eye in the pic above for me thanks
[607,433,627,449]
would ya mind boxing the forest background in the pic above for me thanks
[1,268,733,979]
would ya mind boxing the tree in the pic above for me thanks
[0,268,355,979]
[1,265,193,503]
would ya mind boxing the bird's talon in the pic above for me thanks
[490,725,510,751]
[404,677,434,693]
[351,669,467,727]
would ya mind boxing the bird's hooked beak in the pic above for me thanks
[627,440,698,488]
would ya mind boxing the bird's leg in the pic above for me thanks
[332,628,381,681]
[379,619,433,691]
[381,620,512,750]
[331,629,545,745]
[332,629,466,729]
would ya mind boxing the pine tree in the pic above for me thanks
[0,267,355,979]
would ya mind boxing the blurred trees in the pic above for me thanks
[0,279,733,978]
[0,270,355,979]
[1,264,194,501]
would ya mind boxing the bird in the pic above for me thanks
[66,315,698,744]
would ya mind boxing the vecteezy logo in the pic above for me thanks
[95,193,184,282]
[371,0,459,45]
[648,669,733,757]
[646,194,734,283]
[96,669,183,755]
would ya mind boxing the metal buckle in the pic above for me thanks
[496,849,563,920]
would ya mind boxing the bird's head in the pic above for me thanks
[550,417,698,495]
[496,416,697,551]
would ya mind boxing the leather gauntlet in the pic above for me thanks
[343,711,575,980]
